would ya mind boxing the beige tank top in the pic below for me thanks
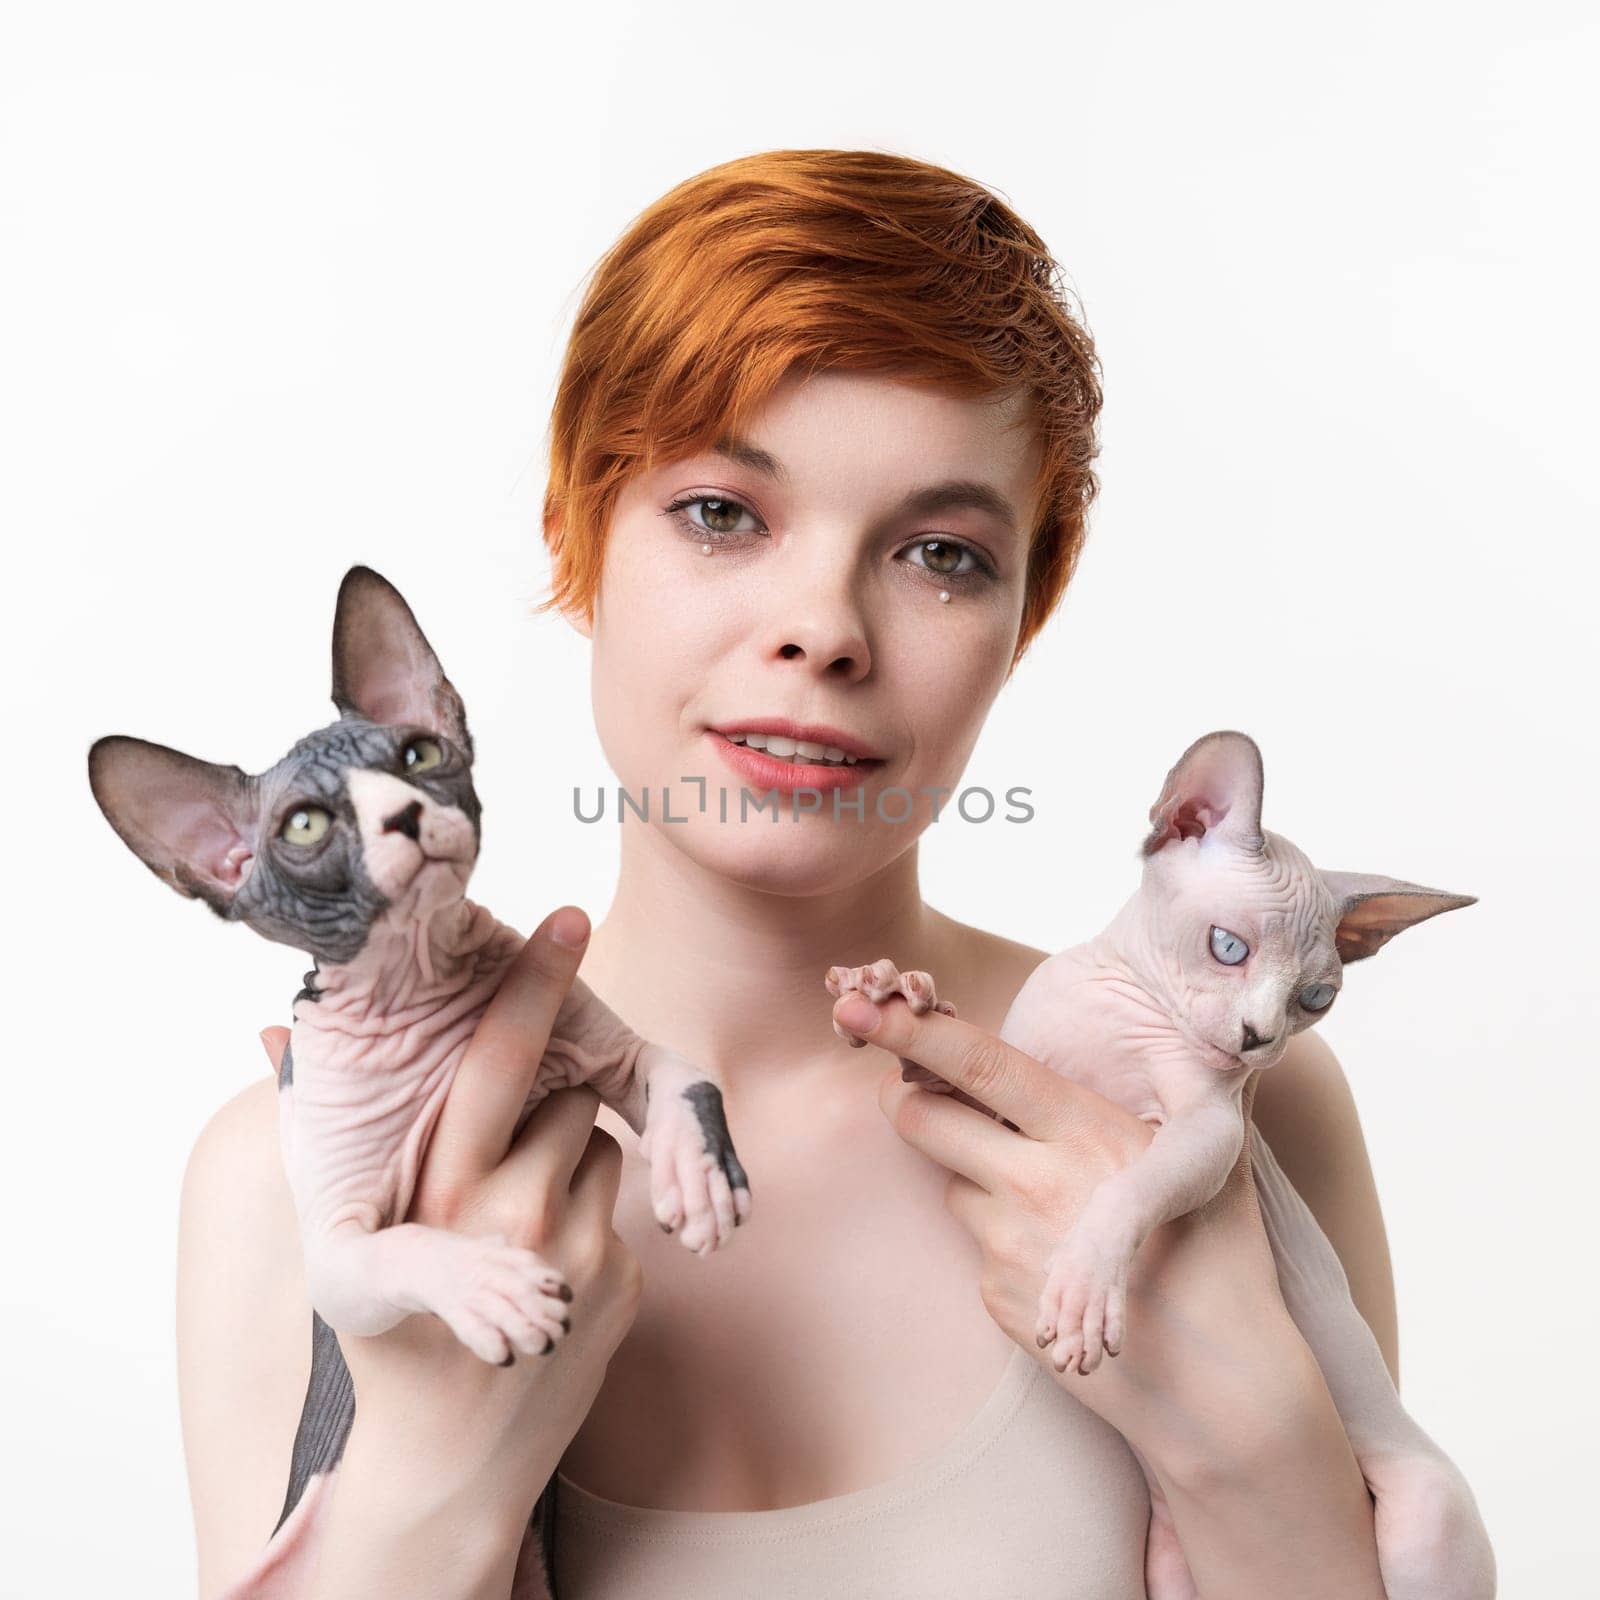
[551,1343,1151,1598]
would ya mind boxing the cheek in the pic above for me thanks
[877,601,1015,774]
[590,534,738,783]
[1172,945,1243,1038]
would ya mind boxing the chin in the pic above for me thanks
[669,817,901,897]
[396,857,473,918]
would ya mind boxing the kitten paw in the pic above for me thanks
[824,958,956,1085]
[641,1072,752,1256]
[422,1232,574,1366]
[1035,1221,1134,1376]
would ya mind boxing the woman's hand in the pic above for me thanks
[829,988,1314,1473]
[261,906,642,1538]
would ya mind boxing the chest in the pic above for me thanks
[560,1090,1018,1511]
[998,952,1224,1125]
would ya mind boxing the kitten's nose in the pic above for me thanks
[382,799,424,841]
[1240,1022,1275,1052]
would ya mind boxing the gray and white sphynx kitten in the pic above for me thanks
[828,730,1496,1600]
[89,565,752,1598]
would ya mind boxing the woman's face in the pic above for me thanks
[580,369,1043,896]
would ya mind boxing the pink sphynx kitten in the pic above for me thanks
[89,566,751,1597]
[828,730,1495,1600]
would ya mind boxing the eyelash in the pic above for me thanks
[661,494,998,588]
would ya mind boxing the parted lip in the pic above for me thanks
[707,717,884,762]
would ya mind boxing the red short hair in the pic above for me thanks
[536,149,1103,668]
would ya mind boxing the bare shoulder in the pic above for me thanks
[926,908,1051,1032]
[179,1075,312,1595]
[1251,1029,1401,1382]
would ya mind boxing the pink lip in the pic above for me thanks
[706,716,883,761]
[706,730,883,794]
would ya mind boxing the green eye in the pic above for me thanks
[403,738,444,773]
[281,805,332,845]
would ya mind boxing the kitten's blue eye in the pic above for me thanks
[403,738,444,773]
[1298,982,1336,1012]
[1209,926,1249,965]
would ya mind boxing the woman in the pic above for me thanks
[180,150,1402,1597]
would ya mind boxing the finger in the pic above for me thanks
[567,1126,625,1224]
[836,991,1102,1142]
[429,906,590,1188]
[502,1083,605,1197]
[877,1069,1020,1192]
[943,1170,989,1235]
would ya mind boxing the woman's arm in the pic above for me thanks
[1251,1027,1400,1385]
[179,912,641,1600]
[831,990,1387,1600]
[178,1075,316,1594]
[178,1076,525,1599]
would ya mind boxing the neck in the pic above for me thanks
[300,896,508,1031]
[580,822,950,1084]
[1096,888,1175,1002]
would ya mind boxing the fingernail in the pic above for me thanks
[549,907,588,949]
[836,995,881,1035]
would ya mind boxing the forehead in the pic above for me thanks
[1194,838,1339,943]
[264,719,401,796]
[661,369,1043,521]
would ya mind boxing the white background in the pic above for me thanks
[4,2,1595,1593]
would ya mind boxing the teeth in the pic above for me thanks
[722,731,863,767]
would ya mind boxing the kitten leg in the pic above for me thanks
[1248,1122,1496,1599]
[302,1217,574,1366]
[637,1043,751,1254]
[533,975,752,1255]
[1039,1101,1243,1376]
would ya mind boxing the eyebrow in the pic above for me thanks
[712,435,787,480]
[711,435,1020,529]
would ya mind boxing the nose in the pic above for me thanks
[382,799,423,841]
[1240,1021,1276,1052]
[775,623,871,682]
[767,557,873,682]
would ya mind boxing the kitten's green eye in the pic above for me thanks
[281,805,332,845]
[1298,982,1336,1012]
[403,738,444,773]
[1209,926,1250,965]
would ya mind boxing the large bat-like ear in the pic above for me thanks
[87,736,260,915]
[1140,730,1265,857]
[330,566,473,758]
[1320,871,1477,963]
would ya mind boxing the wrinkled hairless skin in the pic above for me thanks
[90,566,751,1597]
[829,731,1495,1600]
